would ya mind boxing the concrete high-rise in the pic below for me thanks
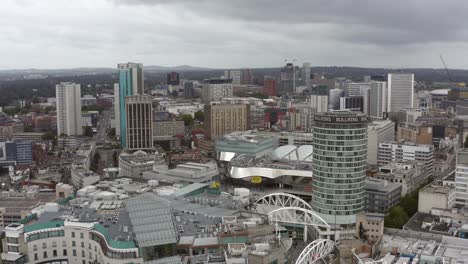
[455,149,468,207]
[388,73,414,112]
[166,72,180,85]
[312,111,367,227]
[118,63,144,148]
[114,83,121,137]
[240,68,253,85]
[202,79,233,104]
[183,81,194,98]
[204,102,250,140]
[125,95,153,150]
[263,76,277,96]
[310,95,328,113]
[367,119,395,165]
[369,81,388,119]
[56,82,82,136]
[344,82,370,97]
[224,70,241,85]
[302,62,311,88]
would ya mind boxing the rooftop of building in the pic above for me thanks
[230,151,312,171]
[204,78,232,84]
[375,230,468,263]
[216,131,277,145]
[119,150,165,165]
[365,178,401,193]
[420,184,454,195]
[380,140,434,148]
[20,179,249,252]
[0,190,57,214]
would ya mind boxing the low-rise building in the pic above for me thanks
[0,188,57,229]
[215,131,278,162]
[378,141,434,179]
[372,161,426,196]
[118,150,166,179]
[365,178,402,213]
[367,119,395,165]
[71,164,100,189]
[153,120,184,138]
[143,161,218,184]
[418,183,455,214]
[355,212,384,244]
[433,147,456,179]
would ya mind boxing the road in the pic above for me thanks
[94,110,112,145]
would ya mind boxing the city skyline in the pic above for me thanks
[3,0,468,69]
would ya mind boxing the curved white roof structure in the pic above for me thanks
[430,89,449,96]
[271,145,313,162]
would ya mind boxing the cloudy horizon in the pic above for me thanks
[2,0,468,70]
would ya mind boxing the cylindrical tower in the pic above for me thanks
[312,111,367,225]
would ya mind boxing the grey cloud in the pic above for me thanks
[110,0,468,46]
[2,0,468,69]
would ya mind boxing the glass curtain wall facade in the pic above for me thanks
[312,111,367,225]
[118,63,144,148]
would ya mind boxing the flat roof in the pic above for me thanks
[173,183,209,198]
[126,194,178,248]
[24,220,64,233]
[144,256,183,264]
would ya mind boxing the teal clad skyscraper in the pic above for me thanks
[118,63,144,148]
[312,111,367,226]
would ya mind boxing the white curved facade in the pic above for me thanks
[229,165,312,179]
[271,145,313,162]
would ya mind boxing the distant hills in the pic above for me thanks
[2,65,468,83]
[0,65,213,76]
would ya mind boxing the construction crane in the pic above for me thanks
[440,54,465,86]
[440,54,453,82]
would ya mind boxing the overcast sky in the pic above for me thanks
[2,0,468,69]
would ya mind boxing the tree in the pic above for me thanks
[42,131,55,141]
[24,126,34,132]
[194,110,204,122]
[83,126,93,137]
[465,134,468,148]
[112,151,119,167]
[108,128,115,138]
[358,222,367,240]
[384,206,409,228]
[32,96,40,104]
[180,114,194,126]
[91,152,101,172]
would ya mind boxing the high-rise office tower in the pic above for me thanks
[114,83,121,137]
[56,82,82,136]
[369,81,388,119]
[340,96,364,113]
[310,95,328,113]
[310,85,329,113]
[263,76,277,96]
[224,70,241,85]
[312,111,367,228]
[118,63,144,148]
[240,68,253,85]
[125,95,153,150]
[202,79,233,104]
[167,72,180,85]
[204,102,250,140]
[455,149,468,207]
[388,73,414,112]
[302,62,311,88]
[183,81,194,99]
[329,88,343,110]
[344,82,370,97]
